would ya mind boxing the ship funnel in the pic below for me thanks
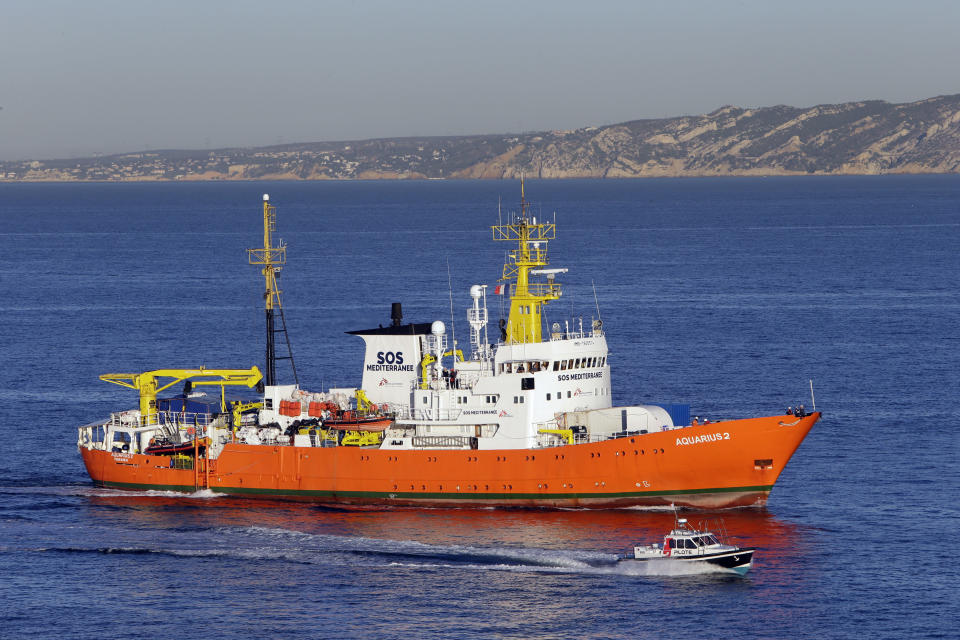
[391,302,403,327]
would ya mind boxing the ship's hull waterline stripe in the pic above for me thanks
[95,480,774,501]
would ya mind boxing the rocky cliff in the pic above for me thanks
[4,94,959,181]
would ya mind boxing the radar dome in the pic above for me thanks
[470,285,483,299]
[431,320,446,336]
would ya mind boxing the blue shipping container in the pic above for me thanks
[656,403,691,427]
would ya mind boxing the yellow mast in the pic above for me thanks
[247,194,296,385]
[491,179,561,343]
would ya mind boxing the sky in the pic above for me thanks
[1,0,958,161]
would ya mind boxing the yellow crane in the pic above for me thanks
[100,367,263,426]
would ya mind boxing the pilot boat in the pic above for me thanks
[621,516,755,574]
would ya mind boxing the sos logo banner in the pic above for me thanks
[367,351,414,372]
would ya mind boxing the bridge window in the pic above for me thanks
[546,393,551,401]
[552,361,559,371]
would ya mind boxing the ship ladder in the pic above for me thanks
[193,436,214,491]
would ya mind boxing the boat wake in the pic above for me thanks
[0,485,222,499]
[28,524,745,578]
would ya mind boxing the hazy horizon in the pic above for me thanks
[2,0,958,162]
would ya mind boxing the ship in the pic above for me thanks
[77,188,820,508]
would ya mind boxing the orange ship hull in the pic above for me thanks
[81,412,818,508]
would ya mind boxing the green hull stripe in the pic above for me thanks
[96,480,773,502]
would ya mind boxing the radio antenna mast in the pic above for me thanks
[447,258,457,370]
[592,280,603,323]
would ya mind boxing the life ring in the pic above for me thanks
[186,427,195,437]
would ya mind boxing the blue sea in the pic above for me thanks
[0,177,957,639]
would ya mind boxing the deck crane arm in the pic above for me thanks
[100,366,263,425]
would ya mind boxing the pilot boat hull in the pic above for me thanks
[621,548,755,574]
